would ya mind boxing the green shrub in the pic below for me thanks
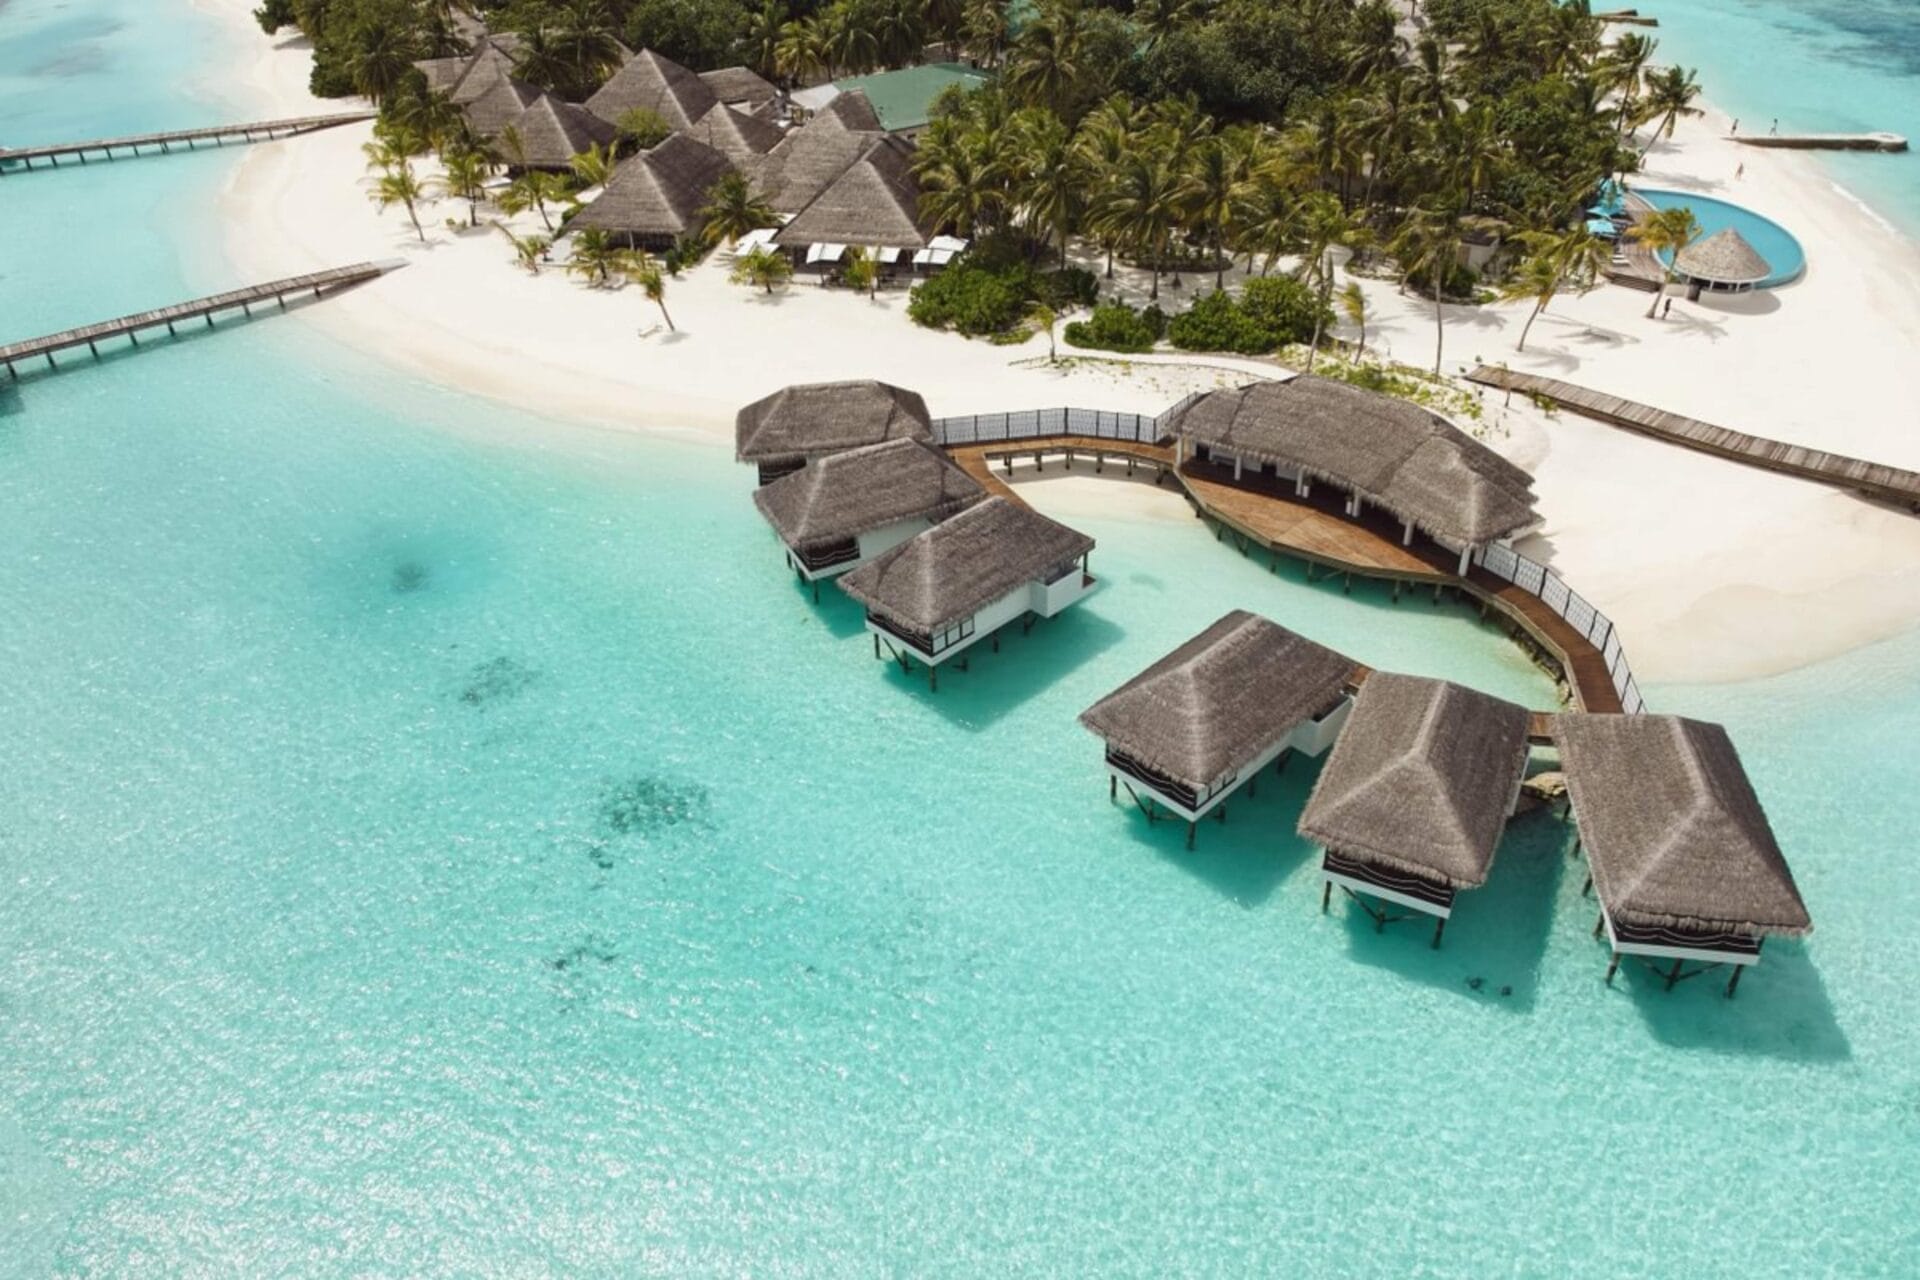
[1167,278,1330,354]
[1402,260,1479,301]
[1039,265,1099,310]
[908,260,1032,335]
[1065,301,1163,354]
[1238,276,1325,346]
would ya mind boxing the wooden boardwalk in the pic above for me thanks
[0,112,376,170]
[1733,132,1906,153]
[1,262,401,377]
[1466,365,1920,511]
[943,436,1624,737]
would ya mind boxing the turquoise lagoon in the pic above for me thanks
[4,3,1920,1276]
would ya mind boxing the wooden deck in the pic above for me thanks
[1733,132,1907,153]
[941,436,1623,737]
[1467,365,1920,511]
[1,263,401,376]
[1604,194,1664,290]
[0,111,376,170]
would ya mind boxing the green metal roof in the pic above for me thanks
[831,63,991,132]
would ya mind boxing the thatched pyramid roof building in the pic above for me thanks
[1674,227,1772,286]
[504,94,616,169]
[584,49,719,131]
[753,439,984,555]
[570,133,733,244]
[774,136,929,250]
[734,380,932,466]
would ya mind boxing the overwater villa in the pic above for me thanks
[1554,713,1812,996]
[837,497,1096,689]
[1166,376,1540,574]
[1078,611,1354,846]
[1300,673,1532,947]
[501,94,616,170]
[1673,227,1773,295]
[570,134,733,249]
[734,379,932,485]
[752,438,984,593]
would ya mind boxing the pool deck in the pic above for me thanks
[943,436,1622,738]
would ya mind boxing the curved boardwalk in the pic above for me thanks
[944,436,1624,737]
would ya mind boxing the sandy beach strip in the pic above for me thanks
[197,0,1920,685]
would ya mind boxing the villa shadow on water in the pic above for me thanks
[875,599,1128,731]
[1113,754,1325,908]
[1334,805,1568,1013]
[1615,936,1851,1063]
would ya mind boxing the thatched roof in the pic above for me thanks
[414,55,472,95]
[1167,376,1539,546]
[735,379,933,465]
[700,66,779,111]
[753,439,984,553]
[1675,227,1772,285]
[1298,673,1531,889]
[685,103,784,163]
[570,134,733,240]
[462,77,542,140]
[774,135,929,250]
[816,89,884,132]
[584,48,719,131]
[1079,611,1353,794]
[748,116,884,214]
[447,44,517,106]
[504,94,616,169]
[1554,713,1812,939]
[839,497,1095,635]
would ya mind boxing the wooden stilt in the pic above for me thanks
[873,633,880,659]
[1581,874,1592,897]
[1592,912,1605,939]
[1663,959,1684,992]
[1431,917,1446,949]
[1605,953,1621,985]
[1185,822,1195,850]
[1109,775,1116,803]
[1726,966,1745,998]
[1321,880,1332,912]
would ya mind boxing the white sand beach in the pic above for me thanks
[200,0,1920,684]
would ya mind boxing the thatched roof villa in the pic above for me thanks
[1554,713,1811,996]
[1301,673,1532,946]
[773,135,930,263]
[746,112,885,215]
[753,439,984,593]
[810,89,885,133]
[734,379,932,485]
[838,497,1097,688]
[699,66,780,116]
[585,49,721,132]
[1166,377,1540,574]
[685,103,785,165]
[1079,611,1354,844]
[462,76,542,141]
[569,134,733,249]
[503,94,617,170]
[444,44,517,107]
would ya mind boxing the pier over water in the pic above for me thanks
[0,111,375,171]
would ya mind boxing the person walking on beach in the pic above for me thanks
[1736,162,1745,180]
[1662,297,1673,318]
[1731,119,1740,135]
[1770,118,1778,135]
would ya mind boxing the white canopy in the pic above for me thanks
[804,242,848,264]
[733,227,778,253]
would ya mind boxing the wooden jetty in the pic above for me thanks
[1,262,402,378]
[944,436,1626,738]
[1466,365,1920,512]
[0,111,376,171]
[1733,132,1907,153]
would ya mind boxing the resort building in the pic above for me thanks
[462,77,542,141]
[698,67,780,117]
[772,136,931,268]
[1300,673,1532,946]
[1673,227,1773,295]
[684,103,784,166]
[446,45,519,108]
[1078,611,1355,844]
[814,64,992,136]
[734,379,932,485]
[837,497,1097,688]
[1554,713,1812,996]
[752,438,985,592]
[1166,376,1540,574]
[569,134,733,250]
[501,94,616,170]
[746,108,885,215]
[584,49,720,132]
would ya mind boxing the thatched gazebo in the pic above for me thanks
[1674,227,1772,294]
[1165,376,1539,573]
[734,379,932,485]
[773,135,930,262]
[1554,712,1812,996]
[838,497,1096,689]
[1302,673,1532,946]
[1079,611,1354,846]
[584,48,720,131]
[699,66,780,115]
[752,438,985,594]
[569,134,733,250]
[501,94,616,170]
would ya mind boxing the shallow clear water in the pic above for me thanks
[3,3,1920,1276]
[1639,187,1807,285]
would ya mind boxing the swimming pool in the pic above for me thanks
[1637,187,1807,286]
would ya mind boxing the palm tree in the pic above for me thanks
[870,0,926,69]
[731,245,794,294]
[623,253,674,331]
[1339,281,1368,358]
[820,2,880,76]
[1006,0,1088,114]
[438,145,494,227]
[348,20,418,105]
[844,246,879,298]
[363,125,427,173]
[615,108,671,152]
[1232,169,1296,277]
[1391,202,1463,376]
[925,0,966,56]
[1092,151,1182,300]
[372,162,430,242]
[698,172,779,247]
[1636,66,1703,163]
[1014,111,1083,267]
[1295,192,1363,371]
[495,223,551,273]
[1026,302,1059,363]
[1181,135,1242,291]
[568,142,617,191]
[775,19,827,84]
[1628,205,1700,318]
[744,0,787,80]
[916,139,1005,238]
[1602,32,1657,141]
[498,169,568,231]
[964,0,1011,69]
[548,0,625,97]
[1502,226,1612,350]
[566,228,624,285]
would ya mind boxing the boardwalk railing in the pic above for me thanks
[1475,542,1645,714]
[0,112,377,170]
[930,391,1204,447]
